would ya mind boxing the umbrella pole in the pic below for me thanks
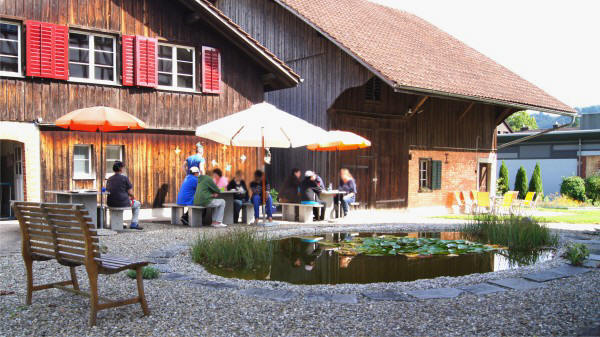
[261,129,266,224]
[99,131,104,228]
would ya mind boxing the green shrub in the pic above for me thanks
[126,266,159,279]
[563,243,590,266]
[528,162,543,198]
[585,175,600,203]
[460,214,558,251]
[514,166,528,199]
[498,161,510,195]
[270,188,279,202]
[560,176,586,201]
[191,228,274,271]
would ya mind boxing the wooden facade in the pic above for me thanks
[215,0,503,208]
[0,0,296,207]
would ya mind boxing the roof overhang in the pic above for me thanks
[274,0,575,116]
[177,0,300,91]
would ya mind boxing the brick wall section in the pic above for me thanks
[408,149,492,208]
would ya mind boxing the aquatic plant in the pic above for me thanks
[192,228,274,270]
[318,236,502,257]
[460,214,558,251]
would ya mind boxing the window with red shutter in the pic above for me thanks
[202,46,221,94]
[25,20,69,80]
[134,36,158,88]
[121,35,135,86]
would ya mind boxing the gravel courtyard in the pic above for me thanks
[1,220,599,337]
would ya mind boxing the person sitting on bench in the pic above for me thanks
[212,168,229,189]
[249,170,273,224]
[176,166,200,226]
[106,161,142,230]
[336,168,357,217]
[300,170,325,221]
[227,170,249,223]
[193,172,227,228]
[279,168,301,203]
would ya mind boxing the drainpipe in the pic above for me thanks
[578,138,582,176]
[497,114,579,150]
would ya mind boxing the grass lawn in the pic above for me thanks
[435,208,600,224]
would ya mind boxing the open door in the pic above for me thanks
[478,162,490,192]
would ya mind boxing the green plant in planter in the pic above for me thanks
[126,266,160,279]
[563,243,590,266]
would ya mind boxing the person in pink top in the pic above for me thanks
[212,168,229,189]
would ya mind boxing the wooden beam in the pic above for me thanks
[407,96,429,116]
[495,108,514,125]
[457,102,475,122]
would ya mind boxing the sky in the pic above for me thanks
[369,0,599,108]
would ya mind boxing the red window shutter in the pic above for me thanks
[52,25,69,80]
[122,35,135,86]
[134,36,158,88]
[202,46,221,94]
[25,20,69,80]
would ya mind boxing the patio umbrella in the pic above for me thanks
[55,106,146,227]
[307,130,371,151]
[195,102,328,223]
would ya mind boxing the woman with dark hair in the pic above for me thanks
[249,170,273,224]
[278,168,301,203]
[227,170,249,223]
[106,161,142,230]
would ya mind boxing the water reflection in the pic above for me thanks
[207,232,555,285]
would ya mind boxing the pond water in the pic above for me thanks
[206,232,555,285]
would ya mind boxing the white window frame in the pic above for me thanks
[73,144,94,180]
[68,31,117,85]
[157,42,196,92]
[105,145,124,178]
[0,21,22,78]
[419,158,431,191]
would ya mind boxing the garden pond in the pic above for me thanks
[206,231,555,285]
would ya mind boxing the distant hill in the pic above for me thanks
[530,112,574,129]
[576,105,600,114]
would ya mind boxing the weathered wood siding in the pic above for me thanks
[40,129,260,207]
[216,0,372,187]
[0,0,265,129]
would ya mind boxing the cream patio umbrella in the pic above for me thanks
[195,102,328,224]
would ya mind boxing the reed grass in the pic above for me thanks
[460,214,558,251]
[191,228,274,270]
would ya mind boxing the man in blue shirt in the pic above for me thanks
[184,142,206,175]
[176,166,200,225]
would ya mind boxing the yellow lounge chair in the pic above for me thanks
[476,191,491,213]
[523,192,537,207]
[496,191,517,214]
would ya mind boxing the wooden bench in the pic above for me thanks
[12,202,150,326]
[163,203,216,227]
[274,202,324,223]
[107,206,130,231]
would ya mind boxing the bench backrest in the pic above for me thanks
[13,202,100,265]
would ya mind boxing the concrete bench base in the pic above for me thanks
[241,202,254,224]
[163,203,213,227]
[275,203,323,223]
[107,207,130,231]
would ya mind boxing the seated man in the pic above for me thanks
[212,168,229,189]
[300,170,325,221]
[249,170,273,224]
[193,172,227,228]
[106,161,142,230]
[176,166,200,225]
[227,170,249,223]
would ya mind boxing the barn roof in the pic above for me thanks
[178,0,301,90]
[276,0,575,114]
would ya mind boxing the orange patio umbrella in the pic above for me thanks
[56,106,146,226]
[307,130,371,151]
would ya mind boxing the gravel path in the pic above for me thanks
[1,222,599,336]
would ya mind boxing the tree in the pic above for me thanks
[528,162,543,198]
[514,166,528,199]
[506,111,538,131]
[497,161,510,195]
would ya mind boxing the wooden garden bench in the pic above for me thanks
[12,202,150,326]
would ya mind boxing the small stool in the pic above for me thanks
[107,207,130,231]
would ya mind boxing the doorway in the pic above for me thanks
[0,140,24,219]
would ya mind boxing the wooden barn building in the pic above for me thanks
[0,0,300,217]
[213,0,575,209]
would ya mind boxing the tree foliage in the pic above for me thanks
[497,161,510,195]
[507,111,538,131]
[514,166,528,199]
[528,162,543,197]
[560,176,586,202]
